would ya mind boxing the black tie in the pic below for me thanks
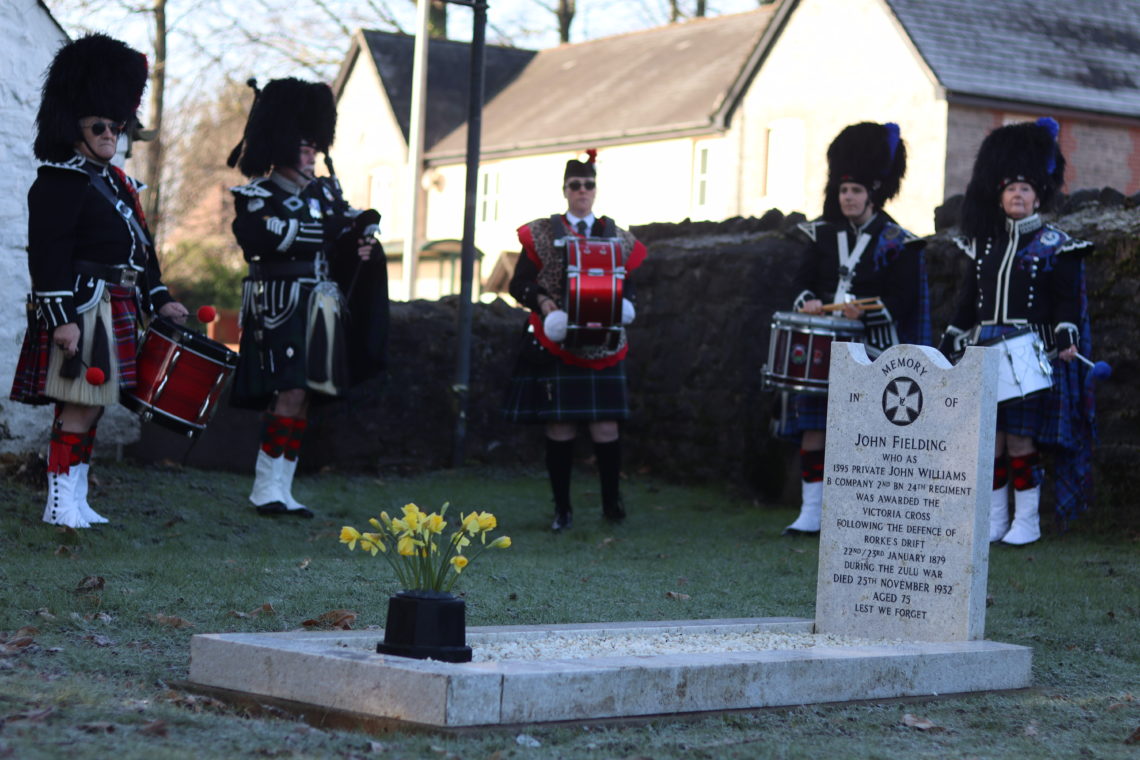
[576,220,588,236]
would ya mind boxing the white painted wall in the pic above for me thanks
[424,133,734,296]
[0,4,68,454]
[733,0,948,233]
[328,46,412,296]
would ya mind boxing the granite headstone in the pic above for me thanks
[815,343,999,641]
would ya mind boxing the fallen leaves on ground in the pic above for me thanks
[297,558,311,570]
[2,707,55,724]
[515,733,541,747]
[159,691,227,713]
[149,614,194,629]
[137,719,168,737]
[82,634,116,648]
[1125,726,1140,745]
[77,722,117,734]
[665,591,691,601]
[75,576,105,593]
[0,627,38,656]
[229,603,276,619]
[301,610,356,630]
[901,713,943,732]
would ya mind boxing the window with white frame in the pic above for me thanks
[479,169,501,223]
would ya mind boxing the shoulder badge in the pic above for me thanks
[230,178,274,198]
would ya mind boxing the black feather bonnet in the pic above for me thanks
[823,122,906,222]
[34,34,148,162]
[227,78,337,178]
[959,118,1065,240]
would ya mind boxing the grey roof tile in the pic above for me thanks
[428,8,778,159]
[886,0,1140,117]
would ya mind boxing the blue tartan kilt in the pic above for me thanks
[775,391,828,438]
[502,345,630,424]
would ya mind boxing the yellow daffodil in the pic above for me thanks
[461,512,481,535]
[360,532,385,555]
[341,502,511,592]
[425,513,446,534]
[397,535,418,556]
[339,526,361,550]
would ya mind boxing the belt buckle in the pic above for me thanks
[120,269,139,287]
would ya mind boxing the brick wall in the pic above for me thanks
[946,104,1140,198]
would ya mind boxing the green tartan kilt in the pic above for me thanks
[502,338,630,424]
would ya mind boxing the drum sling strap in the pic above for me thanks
[834,227,872,304]
[83,166,153,254]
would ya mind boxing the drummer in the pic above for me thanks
[9,35,188,528]
[780,122,930,536]
[226,78,388,518]
[939,119,1094,546]
[503,151,647,531]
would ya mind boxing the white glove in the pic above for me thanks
[621,298,636,325]
[543,309,568,342]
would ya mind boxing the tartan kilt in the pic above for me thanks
[9,286,141,406]
[775,391,828,438]
[502,341,630,424]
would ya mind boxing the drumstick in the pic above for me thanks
[820,298,884,313]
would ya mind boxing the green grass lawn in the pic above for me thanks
[1,459,1137,759]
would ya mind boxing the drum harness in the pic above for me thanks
[834,228,898,357]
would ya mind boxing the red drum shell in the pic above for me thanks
[122,317,239,437]
[564,237,624,349]
[763,311,864,394]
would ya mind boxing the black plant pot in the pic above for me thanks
[376,590,473,663]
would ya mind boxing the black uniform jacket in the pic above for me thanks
[28,155,172,328]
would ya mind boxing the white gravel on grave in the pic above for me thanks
[469,629,904,663]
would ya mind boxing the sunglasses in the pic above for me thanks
[82,120,126,137]
[566,180,595,191]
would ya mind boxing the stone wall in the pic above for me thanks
[127,204,1139,528]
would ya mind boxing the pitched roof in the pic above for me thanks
[334,30,536,151]
[427,7,780,161]
[886,0,1140,119]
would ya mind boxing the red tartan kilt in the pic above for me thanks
[9,286,141,405]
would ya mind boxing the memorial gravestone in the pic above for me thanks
[815,343,999,641]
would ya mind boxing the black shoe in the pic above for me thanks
[285,506,315,519]
[602,498,626,524]
[255,501,288,516]
[551,511,573,532]
[781,526,820,537]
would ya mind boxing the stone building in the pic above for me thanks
[330,0,1140,299]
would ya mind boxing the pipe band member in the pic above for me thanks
[503,151,647,531]
[780,122,931,536]
[10,34,188,529]
[227,78,389,518]
[939,117,1095,546]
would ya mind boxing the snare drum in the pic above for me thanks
[763,311,864,394]
[564,237,624,350]
[981,328,1052,404]
[122,317,239,438]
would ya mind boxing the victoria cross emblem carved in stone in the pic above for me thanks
[882,377,922,426]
